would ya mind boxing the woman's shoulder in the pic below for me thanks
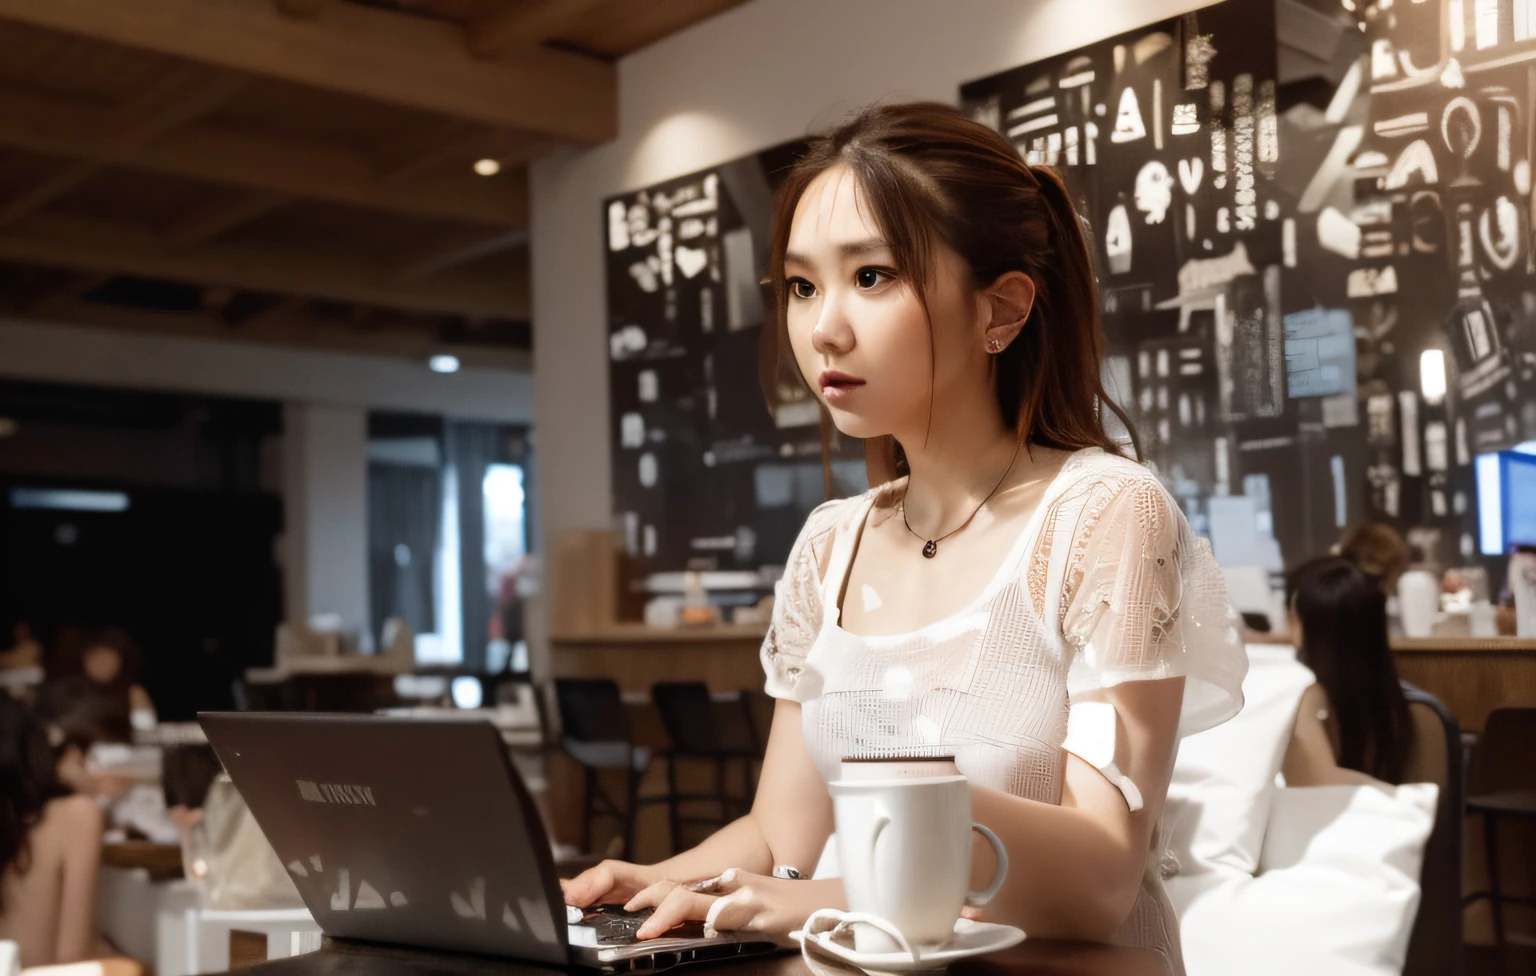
[32,793,101,845]
[46,793,101,827]
[794,488,880,549]
[1053,449,1179,527]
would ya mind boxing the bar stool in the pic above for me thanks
[651,682,761,854]
[552,678,658,859]
[1464,706,1536,949]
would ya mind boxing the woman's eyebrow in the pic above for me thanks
[783,239,891,266]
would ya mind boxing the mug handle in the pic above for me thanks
[964,824,1008,907]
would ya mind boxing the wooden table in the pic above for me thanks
[103,840,184,882]
[234,936,1167,976]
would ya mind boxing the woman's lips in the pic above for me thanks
[819,370,865,402]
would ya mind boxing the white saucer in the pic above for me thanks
[791,917,1025,973]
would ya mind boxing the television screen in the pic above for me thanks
[1507,453,1536,548]
[1477,450,1536,554]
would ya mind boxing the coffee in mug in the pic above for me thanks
[829,760,1007,953]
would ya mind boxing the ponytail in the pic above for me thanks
[1019,165,1141,460]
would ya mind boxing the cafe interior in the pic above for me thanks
[1,1,1535,975]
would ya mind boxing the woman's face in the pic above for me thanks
[83,644,122,684]
[783,165,985,441]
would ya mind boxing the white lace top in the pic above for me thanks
[759,448,1247,976]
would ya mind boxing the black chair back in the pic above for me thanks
[1400,683,1463,976]
[1470,706,1536,794]
[553,678,630,744]
[652,681,720,755]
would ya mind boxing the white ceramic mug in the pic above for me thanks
[829,768,1008,954]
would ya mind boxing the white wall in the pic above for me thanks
[281,403,370,633]
[0,316,534,423]
[530,0,1214,544]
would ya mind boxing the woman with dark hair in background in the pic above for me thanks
[1282,556,1412,786]
[0,694,104,968]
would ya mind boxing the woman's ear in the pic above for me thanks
[981,271,1036,355]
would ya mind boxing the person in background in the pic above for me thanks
[1336,522,1412,593]
[1281,556,1412,787]
[0,694,106,968]
[34,679,135,802]
[77,629,157,734]
[0,622,44,673]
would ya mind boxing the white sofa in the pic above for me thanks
[1164,645,1439,976]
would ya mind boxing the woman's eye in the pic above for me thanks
[855,267,892,289]
[789,278,817,299]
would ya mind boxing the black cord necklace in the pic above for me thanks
[900,439,1023,558]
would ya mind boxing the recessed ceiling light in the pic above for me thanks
[428,354,461,374]
[473,158,501,177]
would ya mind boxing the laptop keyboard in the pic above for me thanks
[570,905,655,946]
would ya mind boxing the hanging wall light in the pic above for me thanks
[1420,348,1448,404]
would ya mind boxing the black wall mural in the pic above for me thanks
[604,143,866,606]
[963,0,1536,583]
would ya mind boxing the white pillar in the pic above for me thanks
[280,403,369,637]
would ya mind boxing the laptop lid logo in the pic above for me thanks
[297,779,377,806]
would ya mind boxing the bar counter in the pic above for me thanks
[1390,636,1536,733]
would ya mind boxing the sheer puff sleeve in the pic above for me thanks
[760,497,853,700]
[1057,471,1246,740]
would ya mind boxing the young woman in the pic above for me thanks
[0,695,104,968]
[564,102,1245,973]
[1281,557,1412,787]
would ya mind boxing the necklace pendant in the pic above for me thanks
[922,540,938,559]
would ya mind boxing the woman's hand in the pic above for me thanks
[561,860,661,907]
[627,870,843,941]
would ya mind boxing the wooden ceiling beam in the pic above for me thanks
[163,189,290,250]
[0,88,528,227]
[0,0,616,143]
[0,160,97,226]
[109,66,251,145]
[273,0,327,18]
[469,0,611,57]
[0,213,529,319]
[0,68,247,227]
[396,228,529,280]
[27,297,534,370]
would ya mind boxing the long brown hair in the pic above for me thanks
[760,101,1138,485]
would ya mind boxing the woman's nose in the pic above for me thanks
[812,294,855,355]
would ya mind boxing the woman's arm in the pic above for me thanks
[967,676,1184,942]
[561,699,834,907]
[53,796,104,963]
[657,698,834,878]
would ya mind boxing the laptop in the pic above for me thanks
[199,712,786,972]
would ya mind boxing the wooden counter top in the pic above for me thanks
[1391,636,1536,653]
[551,622,768,645]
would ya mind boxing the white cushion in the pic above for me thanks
[1175,782,1438,976]
[1163,644,1315,883]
